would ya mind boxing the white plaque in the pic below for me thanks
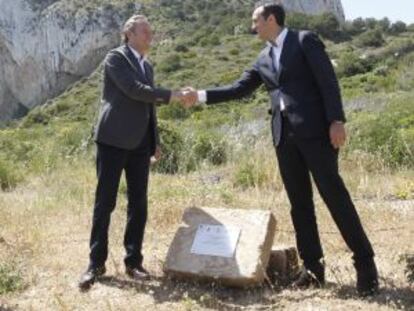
[190,224,241,258]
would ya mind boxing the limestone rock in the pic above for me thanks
[266,246,299,285]
[0,0,133,121]
[279,0,345,23]
[164,207,277,287]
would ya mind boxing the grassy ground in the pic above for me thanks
[0,146,413,311]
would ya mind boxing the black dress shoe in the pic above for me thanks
[78,266,106,291]
[291,266,325,289]
[125,265,150,281]
[355,260,379,297]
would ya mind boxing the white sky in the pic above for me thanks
[341,0,414,23]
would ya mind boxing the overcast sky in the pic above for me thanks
[341,0,414,24]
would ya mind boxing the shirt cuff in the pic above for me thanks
[197,90,207,104]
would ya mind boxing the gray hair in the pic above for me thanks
[121,15,149,43]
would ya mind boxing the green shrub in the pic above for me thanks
[286,12,311,30]
[233,158,268,189]
[345,17,367,35]
[286,12,341,40]
[378,17,391,32]
[348,95,414,167]
[0,263,24,294]
[336,52,373,78]
[229,48,239,56]
[199,34,220,47]
[0,158,22,190]
[355,29,385,48]
[192,132,227,165]
[154,121,184,174]
[174,44,189,53]
[158,54,182,73]
[158,102,192,120]
[389,21,407,34]
[310,13,340,40]
[22,107,51,126]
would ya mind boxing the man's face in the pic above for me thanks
[251,6,275,41]
[128,22,153,54]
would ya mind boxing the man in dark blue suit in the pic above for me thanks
[184,4,378,296]
[79,15,190,290]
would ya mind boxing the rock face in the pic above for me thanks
[0,0,133,121]
[280,0,345,22]
[0,0,345,122]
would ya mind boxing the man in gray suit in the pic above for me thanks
[79,15,190,290]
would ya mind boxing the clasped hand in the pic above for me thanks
[170,87,198,108]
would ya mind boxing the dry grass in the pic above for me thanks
[0,149,413,311]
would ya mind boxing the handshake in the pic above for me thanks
[170,87,199,108]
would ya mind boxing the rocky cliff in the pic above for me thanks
[0,0,345,122]
[0,0,135,121]
[280,0,345,22]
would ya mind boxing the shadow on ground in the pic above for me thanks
[93,274,414,310]
[332,277,414,310]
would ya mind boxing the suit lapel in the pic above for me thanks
[143,61,154,86]
[277,30,295,82]
[261,45,279,87]
[121,45,150,84]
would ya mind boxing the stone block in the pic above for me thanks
[266,246,299,285]
[164,207,277,287]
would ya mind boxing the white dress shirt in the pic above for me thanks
[197,28,289,107]
[128,44,147,76]
[269,27,288,71]
[269,28,288,110]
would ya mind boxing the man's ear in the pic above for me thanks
[267,14,277,25]
[126,30,133,40]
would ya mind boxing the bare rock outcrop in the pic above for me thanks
[0,0,134,121]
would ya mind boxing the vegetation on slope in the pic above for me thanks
[0,2,413,307]
[1,1,413,189]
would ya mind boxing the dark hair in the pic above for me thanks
[261,4,285,27]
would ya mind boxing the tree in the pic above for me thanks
[351,17,366,34]
[378,17,391,32]
[390,21,407,34]
[365,18,378,29]
[286,12,311,30]
[310,13,340,39]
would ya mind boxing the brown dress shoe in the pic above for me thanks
[291,266,325,289]
[78,266,106,291]
[125,266,150,281]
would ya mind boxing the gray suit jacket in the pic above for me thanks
[94,45,171,152]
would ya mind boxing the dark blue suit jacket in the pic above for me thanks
[206,30,345,145]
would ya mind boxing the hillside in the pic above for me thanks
[0,1,414,310]
[0,0,344,122]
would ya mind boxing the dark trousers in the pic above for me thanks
[89,132,151,269]
[275,115,374,270]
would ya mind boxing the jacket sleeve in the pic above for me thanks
[105,51,171,104]
[300,32,346,123]
[206,66,263,104]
